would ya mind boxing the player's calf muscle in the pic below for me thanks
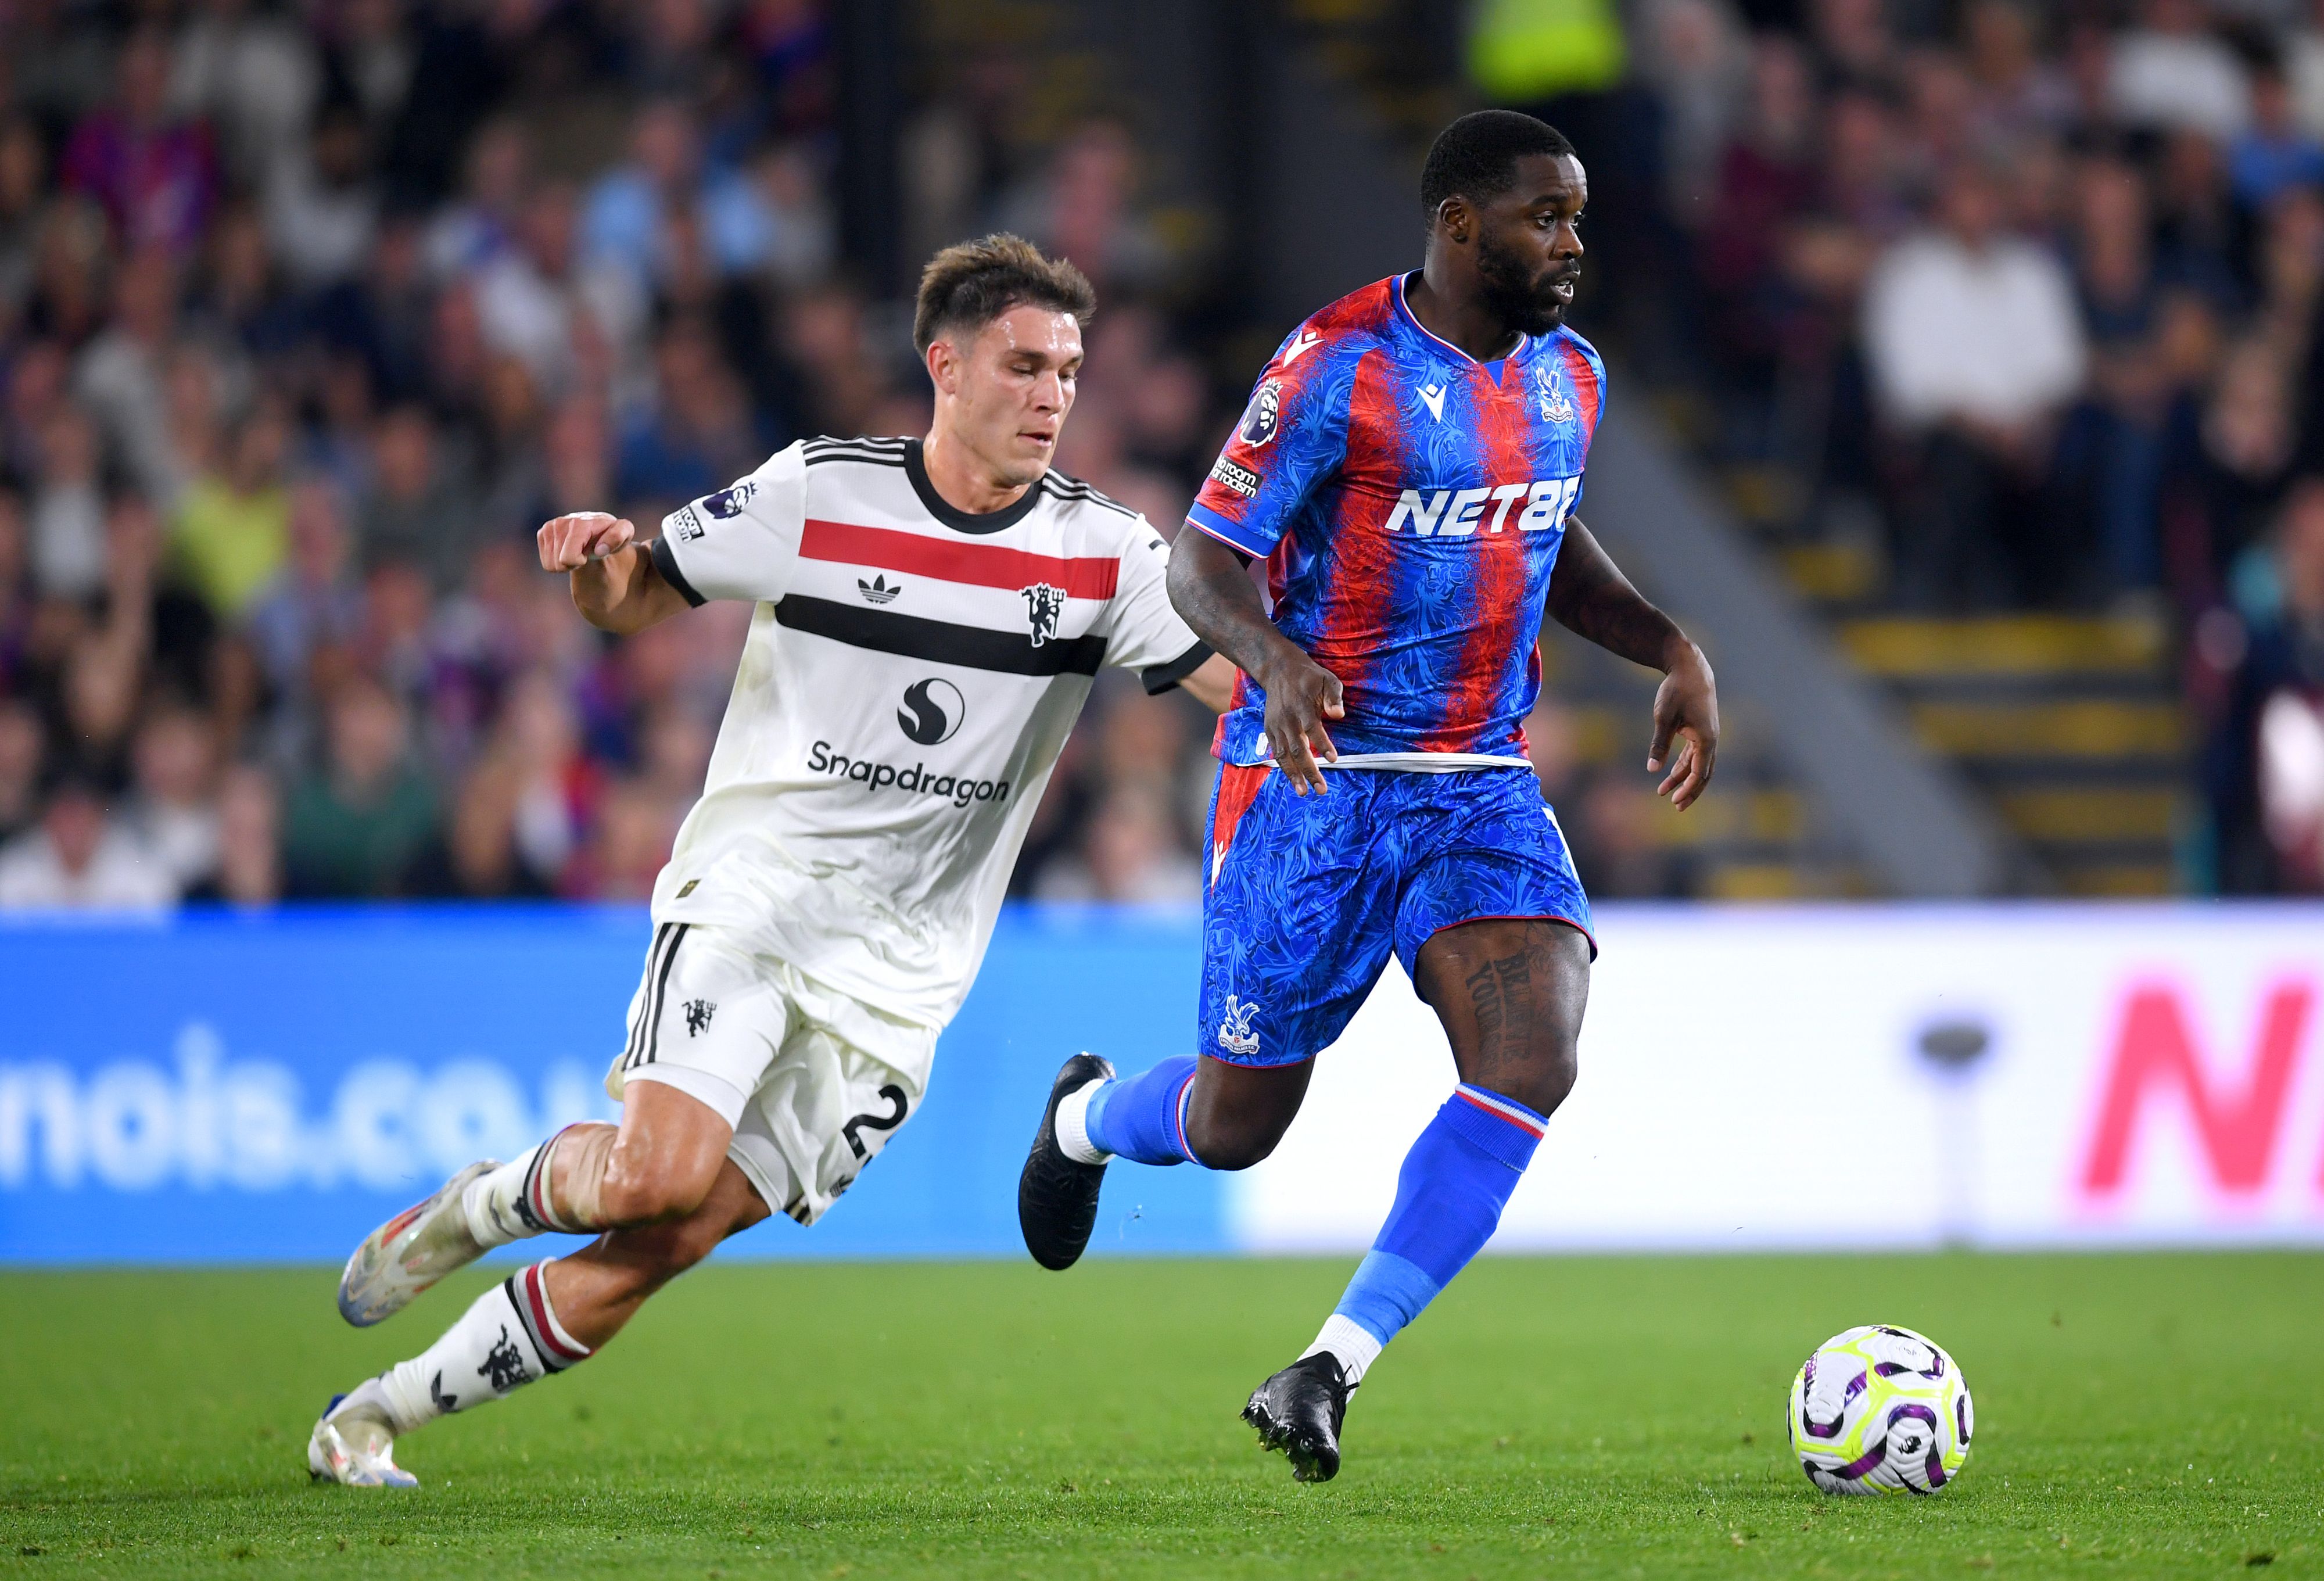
[548,1100,733,1229]
[1184,1057,1309,1170]
[596,1131,725,1225]
[546,1169,768,1348]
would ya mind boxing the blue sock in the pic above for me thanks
[1317,1084,1545,1376]
[1084,1056,1202,1166]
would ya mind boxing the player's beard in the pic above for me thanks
[1475,223,1569,337]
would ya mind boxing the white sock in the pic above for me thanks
[377,1261,591,1433]
[1055,1077,1111,1165]
[462,1132,579,1249]
[1301,1313,1382,1386]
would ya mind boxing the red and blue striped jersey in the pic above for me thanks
[1186,273,1605,766]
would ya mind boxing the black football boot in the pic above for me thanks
[1243,1351,1356,1482]
[1016,1052,1115,1270]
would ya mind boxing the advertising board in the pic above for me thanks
[4,904,2318,1261]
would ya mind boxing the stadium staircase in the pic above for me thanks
[1536,632,1872,899]
[1808,571,2183,898]
[1655,395,2189,894]
[1682,364,2186,897]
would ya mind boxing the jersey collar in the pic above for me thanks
[905,438,1043,535]
[1391,271,1533,379]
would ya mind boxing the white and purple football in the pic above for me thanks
[1788,1324,1973,1495]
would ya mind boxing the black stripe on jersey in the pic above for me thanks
[805,433,909,451]
[1141,640,1214,696]
[650,537,707,608]
[803,436,910,468]
[621,924,674,1070]
[774,595,1108,676]
[637,923,690,1067]
[801,453,908,471]
[1042,474,1139,519]
[803,442,908,459]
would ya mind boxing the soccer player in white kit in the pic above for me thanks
[308,235,1236,1486]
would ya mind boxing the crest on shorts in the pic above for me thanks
[1020,582,1066,647]
[1218,995,1262,1059]
[684,998,716,1037]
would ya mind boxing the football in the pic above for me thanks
[1788,1325,1973,1495]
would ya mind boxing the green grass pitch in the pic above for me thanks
[3,1253,2319,1578]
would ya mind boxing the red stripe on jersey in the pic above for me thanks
[1208,763,1272,889]
[798,519,1120,599]
[1558,339,1601,440]
[1301,347,1403,709]
[1415,357,1536,751]
[1208,668,1253,761]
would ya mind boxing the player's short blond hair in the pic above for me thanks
[912,234,1096,356]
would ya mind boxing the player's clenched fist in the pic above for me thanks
[537,511,636,572]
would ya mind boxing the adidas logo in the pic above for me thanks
[858,574,902,605]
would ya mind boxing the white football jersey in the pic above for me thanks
[644,435,1208,1028]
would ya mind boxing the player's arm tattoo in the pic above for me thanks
[1544,517,1691,672]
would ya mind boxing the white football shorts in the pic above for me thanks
[604,921,938,1226]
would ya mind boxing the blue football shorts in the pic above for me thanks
[1196,763,1594,1069]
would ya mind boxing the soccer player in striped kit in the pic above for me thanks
[1018,112,1722,1481]
[307,235,1237,1486]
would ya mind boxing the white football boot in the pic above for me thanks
[307,1379,419,1487]
[338,1159,497,1327]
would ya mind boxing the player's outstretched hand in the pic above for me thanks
[1648,644,1719,811]
[537,511,636,572]
[1258,652,1344,796]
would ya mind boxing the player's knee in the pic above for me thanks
[598,1145,719,1227]
[1500,1038,1579,1121]
[1183,1112,1286,1172]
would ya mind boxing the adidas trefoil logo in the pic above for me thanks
[859,573,902,605]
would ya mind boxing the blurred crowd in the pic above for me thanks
[1604,0,2324,890]
[0,0,1233,911]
